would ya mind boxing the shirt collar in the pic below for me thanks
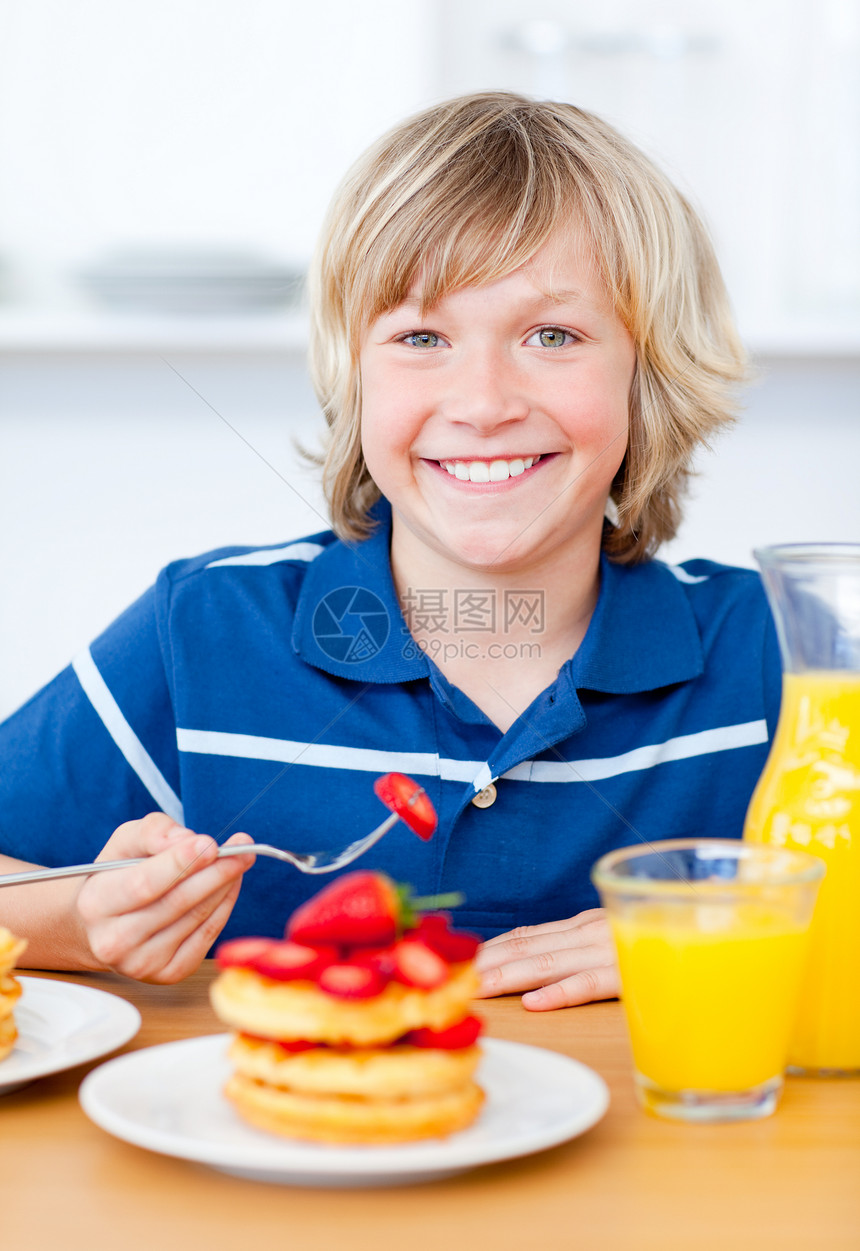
[293,500,430,682]
[568,552,704,693]
[295,503,703,693]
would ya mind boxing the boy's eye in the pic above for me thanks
[402,331,441,348]
[528,327,573,348]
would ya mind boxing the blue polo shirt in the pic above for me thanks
[0,503,781,940]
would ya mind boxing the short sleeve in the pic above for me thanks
[0,582,181,867]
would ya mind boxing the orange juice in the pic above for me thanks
[745,672,860,1071]
[611,906,810,1091]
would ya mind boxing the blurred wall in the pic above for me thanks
[1,1,859,721]
[0,0,436,303]
[2,0,856,345]
[434,0,860,351]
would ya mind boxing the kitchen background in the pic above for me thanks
[1,0,858,719]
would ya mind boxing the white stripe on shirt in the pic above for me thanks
[501,720,769,783]
[72,649,185,824]
[176,719,768,790]
[176,728,479,782]
[669,565,712,584]
[205,542,325,569]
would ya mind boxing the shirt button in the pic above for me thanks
[471,783,497,809]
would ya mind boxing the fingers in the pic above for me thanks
[520,963,619,1011]
[474,910,619,1010]
[85,823,255,920]
[150,878,245,984]
[84,830,219,920]
[478,909,605,953]
[78,818,256,982]
[96,811,191,862]
[475,912,609,979]
[475,935,613,998]
[101,868,246,984]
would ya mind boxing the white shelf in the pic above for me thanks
[0,307,310,354]
[743,324,860,359]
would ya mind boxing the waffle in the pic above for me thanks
[210,897,485,1145]
[210,961,479,1047]
[223,1067,483,1145]
[0,927,27,1062]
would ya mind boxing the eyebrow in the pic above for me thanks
[536,287,588,305]
[384,286,591,314]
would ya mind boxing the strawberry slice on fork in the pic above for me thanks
[373,772,437,840]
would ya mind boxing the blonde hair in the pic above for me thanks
[307,91,747,562]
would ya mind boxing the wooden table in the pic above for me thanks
[4,965,859,1251]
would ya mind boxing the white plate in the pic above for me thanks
[2,977,141,1095]
[79,1035,609,1187]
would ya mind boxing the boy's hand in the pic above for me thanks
[473,909,619,1010]
[76,813,255,984]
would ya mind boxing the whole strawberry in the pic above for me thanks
[286,870,462,950]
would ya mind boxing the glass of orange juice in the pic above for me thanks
[592,839,824,1122]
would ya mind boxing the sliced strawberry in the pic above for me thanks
[414,913,482,962]
[287,871,401,948]
[286,871,467,952]
[373,772,437,840]
[412,913,451,938]
[215,936,277,970]
[316,961,388,1000]
[388,938,449,989]
[239,1032,318,1054]
[406,1015,484,1050]
[273,1038,319,1055]
[253,940,339,982]
[352,945,398,977]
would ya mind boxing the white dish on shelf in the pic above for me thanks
[77,248,304,313]
[79,1034,609,1187]
[1,977,141,1095]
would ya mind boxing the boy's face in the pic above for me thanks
[358,231,636,581]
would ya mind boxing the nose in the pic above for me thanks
[440,345,530,432]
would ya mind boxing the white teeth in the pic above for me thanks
[441,455,540,482]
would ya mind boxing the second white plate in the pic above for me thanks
[80,1034,609,1186]
[2,977,141,1095]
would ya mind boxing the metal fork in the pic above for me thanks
[0,812,400,887]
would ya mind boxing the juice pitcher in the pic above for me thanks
[744,544,860,1073]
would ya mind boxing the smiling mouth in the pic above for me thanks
[438,455,543,483]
